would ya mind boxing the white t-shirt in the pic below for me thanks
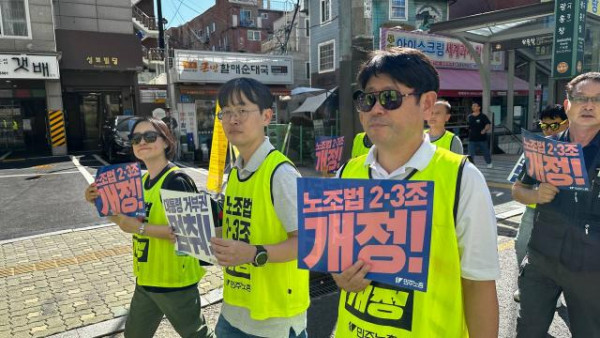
[340,137,500,281]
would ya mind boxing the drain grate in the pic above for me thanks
[310,272,339,298]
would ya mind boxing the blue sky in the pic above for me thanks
[162,0,215,28]
[162,0,292,28]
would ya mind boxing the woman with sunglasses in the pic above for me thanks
[84,118,214,338]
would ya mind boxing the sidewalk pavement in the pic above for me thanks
[0,153,522,338]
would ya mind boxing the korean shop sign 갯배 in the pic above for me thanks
[0,54,59,79]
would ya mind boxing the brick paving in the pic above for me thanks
[0,226,223,337]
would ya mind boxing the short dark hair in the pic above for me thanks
[217,77,274,111]
[539,104,567,121]
[472,99,481,107]
[130,117,176,160]
[566,72,600,97]
[357,47,439,97]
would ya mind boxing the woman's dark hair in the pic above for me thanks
[217,77,274,110]
[130,117,176,160]
[357,47,439,98]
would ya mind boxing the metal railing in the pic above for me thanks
[133,6,158,31]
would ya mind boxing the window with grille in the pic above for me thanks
[0,0,30,38]
[318,40,334,73]
[320,0,331,23]
[247,30,261,41]
[390,0,407,20]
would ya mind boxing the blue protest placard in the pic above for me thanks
[315,136,345,172]
[297,177,434,291]
[95,162,145,218]
[507,153,525,183]
[522,129,589,191]
[161,189,217,263]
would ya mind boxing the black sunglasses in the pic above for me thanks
[129,131,161,145]
[539,120,567,131]
[353,90,420,112]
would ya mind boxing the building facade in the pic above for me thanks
[0,0,62,155]
[54,0,142,151]
[167,0,284,53]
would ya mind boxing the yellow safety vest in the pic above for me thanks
[336,148,469,337]
[352,132,371,158]
[133,167,205,287]
[223,150,310,320]
[428,130,455,151]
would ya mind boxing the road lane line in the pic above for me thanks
[0,171,80,178]
[71,155,95,184]
[0,151,11,160]
[93,154,109,166]
[174,161,209,175]
[498,240,514,252]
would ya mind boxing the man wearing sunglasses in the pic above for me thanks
[333,47,499,337]
[514,73,600,337]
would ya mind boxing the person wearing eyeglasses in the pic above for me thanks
[209,78,309,338]
[333,47,499,337]
[514,73,600,338]
[84,118,214,338]
[467,100,493,168]
[425,100,464,154]
[513,104,568,302]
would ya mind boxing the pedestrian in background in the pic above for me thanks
[426,99,463,154]
[85,117,213,338]
[467,100,493,168]
[334,47,499,337]
[514,72,600,338]
[512,104,568,304]
[209,77,310,337]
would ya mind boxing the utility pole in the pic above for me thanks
[157,0,165,49]
[280,0,301,54]
[338,0,354,160]
[165,34,181,159]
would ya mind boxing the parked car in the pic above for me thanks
[101,115,142,163]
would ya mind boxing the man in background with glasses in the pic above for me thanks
[333,47,499,337]
[209,78,309,338]
[514,73,600,337]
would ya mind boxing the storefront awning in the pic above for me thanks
[438,69,532,97]
[292,92,330,114]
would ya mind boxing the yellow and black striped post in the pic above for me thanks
[48,109,67,155]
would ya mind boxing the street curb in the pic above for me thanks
[0,222,116,245]
[46,288,224,338]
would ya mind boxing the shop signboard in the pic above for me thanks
[174,50,293,85]
[0,54,59,79]
[552,0,588,78]
[380,29,504,70]
[588,0,599,16]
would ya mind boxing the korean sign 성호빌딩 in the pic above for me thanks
[522,129,590,191]
[314,136,345,173]
[297,177,434,291]
[161,189,217,263]
[95,162,145,218]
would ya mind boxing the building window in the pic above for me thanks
[0,0,30,38]
[305,61,310,79]
[318,40,335,73]
[240,9,254,27]
[305,19,310,36]
[320,0,331,23]
[211,22,216,32]
[261,13,268,19]
[389,0,407,20]
[247,30,261,41]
